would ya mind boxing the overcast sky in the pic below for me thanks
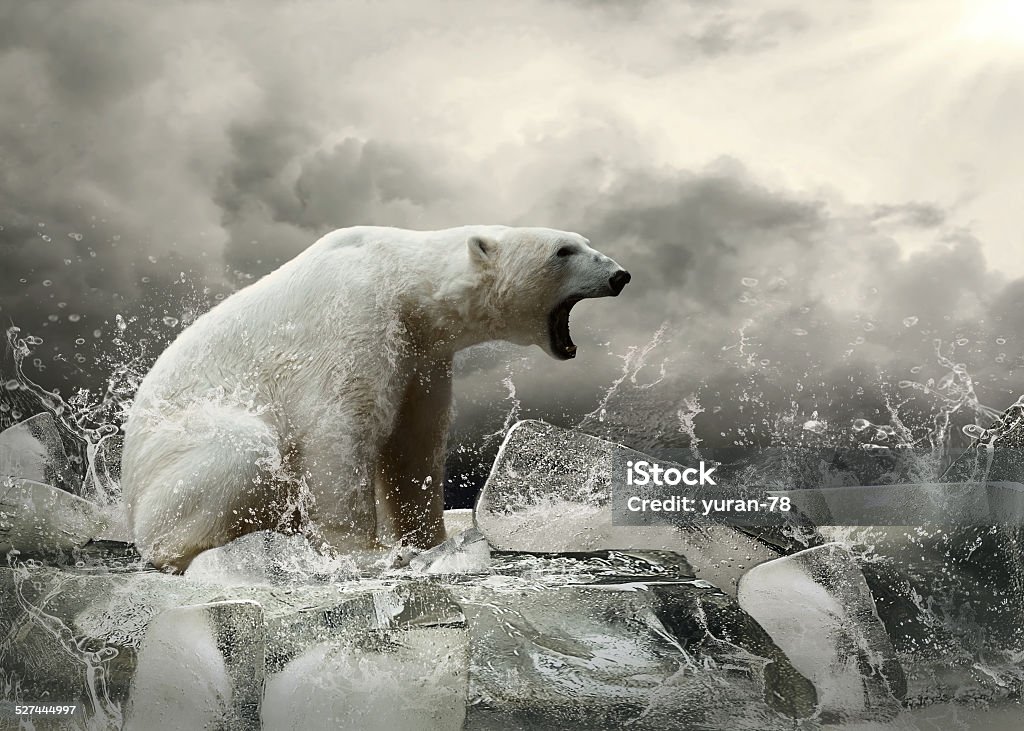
[2,0,1023,490]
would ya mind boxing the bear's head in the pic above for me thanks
[467,227,630,360]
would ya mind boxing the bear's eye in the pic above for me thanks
[556,246,575,258]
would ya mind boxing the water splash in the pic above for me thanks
[4,327,136,506]
[578,323,668,430]
[5,555,123,729]
[480,365,525,449]
[676,394,705,462]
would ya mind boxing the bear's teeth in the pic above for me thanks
[549,297,579,359]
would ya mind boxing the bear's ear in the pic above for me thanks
[467,234,496,266]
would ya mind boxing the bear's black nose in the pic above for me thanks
[609,270,631,295]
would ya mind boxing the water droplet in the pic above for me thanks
[956,337,969,346]
[910,365,922,373]
[791,328,807,336]
[148,255,158,264]
[75,337,85,345]
[863,322,875,332]
[802,419,827,434]
[963,424,986,439]
[68,232,83,241]
[902,316,919,327]
[852,418,870,432]
[68,313,81,322]
[996,337,1007,345]
[42,280,52,287]
[741,277,759,287]
[162,316,179,327]
[92,329,102,338]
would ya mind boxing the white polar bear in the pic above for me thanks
[121,225,630,571]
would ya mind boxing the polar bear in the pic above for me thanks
[121,225,630,571]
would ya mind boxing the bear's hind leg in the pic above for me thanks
[125,403,291,572]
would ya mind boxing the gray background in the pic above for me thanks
[2,1,1022,503]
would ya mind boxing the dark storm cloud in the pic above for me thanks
[216,131,461,277]
[0,1,247,390]
[450,157,1024,472]
[0,0,507,359]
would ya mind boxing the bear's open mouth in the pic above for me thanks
[549,295,584,360]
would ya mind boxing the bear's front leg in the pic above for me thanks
[298,416,384,554]
[376,360,451,550]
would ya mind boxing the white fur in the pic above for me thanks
[121,225,626,570]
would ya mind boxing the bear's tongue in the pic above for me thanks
[550,297,580,360]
